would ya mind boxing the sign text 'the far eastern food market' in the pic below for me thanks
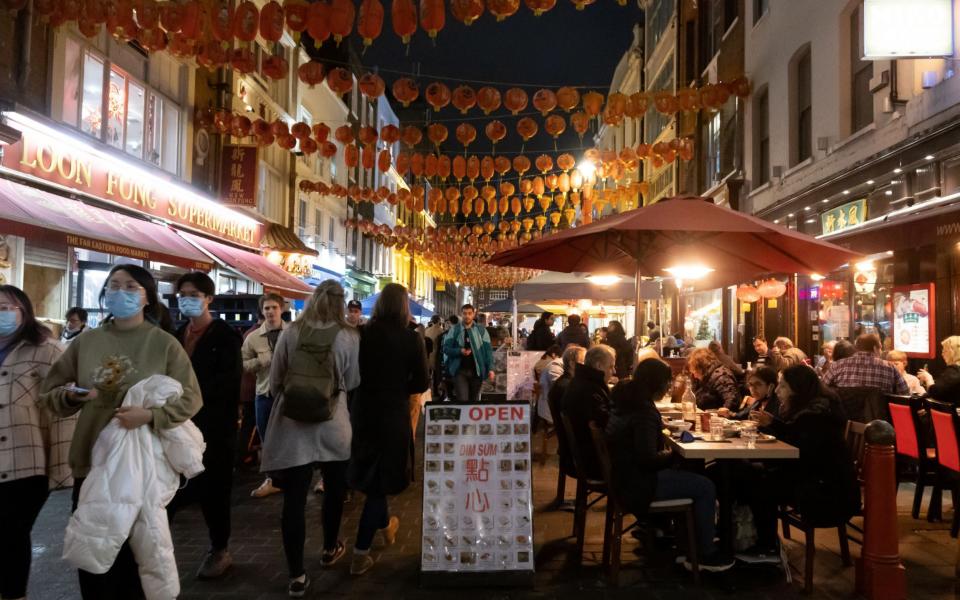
[3,123,261,247]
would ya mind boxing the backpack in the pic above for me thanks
[281,324,341,422]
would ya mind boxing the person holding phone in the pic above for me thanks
[40,264,201,599]
[0,285,74,600]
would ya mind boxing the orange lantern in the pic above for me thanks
[556,153,575,172]
[532,88,557,116]
[261,54,288,79]
[477,86,501,114]
[516,117,538,142]
[277,133,297,150]
[466,155,480,180]
[358,72,385,98]
[410,153,424,176]
[233,1,259,41]
[334,125,354,144]
[259,1,284,42]
[487,0,518,20]
[362,144,376,170]
[452,155,466,180]
[230,48,256,73]
[207,3,233,41]
[485,120,506,145]
[451,85,477,114]
[480,155,495,180]
[535,154,553,174]
[380,123,400,144]
[298,60,324,87]
[358,125,378,145]
[626,92,649,118]
[401,125,422,147]
[524,0,555,15]
[396,151,411,174]
[450,0,483,25]
[329,0,355,45]
[544,114,566,139]
[654,91,678,114]
[357,0,384,45]
[284,0,309,31]
[437,154,451,178]
[306,0,330,46]
[291,121,311,140]
[570,111,590,138]
[581,91,604,117]
[603,92,627,125]
[392,77,419,107]
[757,279,786,299]
[455,123,477,147]
[736,284,761,303]
[326,67,353,97]
[427,123,448,147]
[503,87,528,115]
[420,0,445,38]
[570,0,594,9]
[494,155,511,176]
[556,86,580,112]
[676,88,700,112]
[425,82,451,112]
[424,153,437,177]
[391,0,417,43]
[730,76,751,98]
[512,155,531,176]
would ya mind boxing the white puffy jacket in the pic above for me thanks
[63,375,205,600]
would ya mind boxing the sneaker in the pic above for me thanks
[321,541,346,567]
[684,552,735,573]
[350,552,376,575]
[735,543,782,564]
[288,574,310,598]
[196,549,232,579]
[380,516,400,546]
[251,477,282,498]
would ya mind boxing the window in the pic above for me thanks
[645,0,676,56]
[314,208,323,239]
[753,0,769,24]
[328,215,336,243]
[489,290,508,301]
[298,199,308,237]
[795,49,812,164]
[645,59,675,144]
[850,6,873,132]
[753,88,770,186]
[705,0,737,61]
[704,112,722,189]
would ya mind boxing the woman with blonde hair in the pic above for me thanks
[260,280,360,598]
[920,336,960,403]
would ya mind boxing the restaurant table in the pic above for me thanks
[666,434,800,556]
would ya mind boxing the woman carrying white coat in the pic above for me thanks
[260,280,360,598]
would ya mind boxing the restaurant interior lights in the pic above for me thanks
[586,274,621,286]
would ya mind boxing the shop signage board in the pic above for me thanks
[863,0,955,59]
[421,403,534,584]
[892,283,936,359]
[821,199,867,236]
[1,112,261,248]
[219,145,259,207]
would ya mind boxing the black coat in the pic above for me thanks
[350,320,429,496]
[606,331,634,378]
[928,365,960,404]
[175,319,243,447]
[525,320,556,351]
[605,386,675,515]
[560,364,610,480]
[557,324,590,350]
[547,373,574,475]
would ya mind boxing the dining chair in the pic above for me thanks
[559,413,608,563]
[587,421,699,587]
[888,395,940,520]
[842,420,867,546]
[925,398,960,538]
[547,388,574,507]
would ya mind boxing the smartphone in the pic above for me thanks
[63,385,90,395]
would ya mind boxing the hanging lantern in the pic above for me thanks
[730,76,751,98]
[736,284,761,303]
[396,151,411,174]
[757,279,786,299]
[477,86,502,114]
[291,121,311,140]
[410,153,425,176]
[425,82,451,112]
[487,0,518,20]
[451,85,477,114]
[535,154,553,174]
[503,87,528,115]
[570,0,594,8]
[437,154,451,179]
[556,86,580,112]
[134,0,159,29]
[556,153,575,172]
[259,0,284,42]
[465,155,480,180]
[306,0,330,46]
[300,138,318,154]
[380,124,400,145]
[676,88,700,112]
[516,117,538,142]
[329,0,355,45]
[326,67,353,97]
[269,119,288,137]
[284,0,309,31]
[581,91,604,117]
[570,111,590,139]
[401,125,422,147]
[230,48,256,73]
[320,140,337,158]
[344,144,360,168]
[420,0,445,38]
[298,60,325,87]
[494,155,511,176]
[626,92,650,118]
[358,72,385,98]
[159,1,184,31]
[233,1,259,41]
[479,156,494,180]
[485,120,506,145]
[261,54,288,79]
[391,0,417,43]
[455,123,477,147]
[603,92,627,125]
[654,91,679,114]
[427,123,448,147]
[335,125,354,144]
[137,28,167,51]
[524,0,555,16]
[451,155,466,180]
[451,0,483,25]
[358,125,378,145]
[357,0,383,45]
[544,114,566,139]
[392,78,419,107]
[277,133,297,150]
[531,88,558,116]
[511,155,530,177]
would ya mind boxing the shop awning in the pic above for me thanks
[261,222,319,256]
[179,230,314,300]
[0,178,214,270]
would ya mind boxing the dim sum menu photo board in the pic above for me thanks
[421,403,534,585]
[892,283,936,359]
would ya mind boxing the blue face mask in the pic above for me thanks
[178,297,206,318]
[0,311,19,337]
[104,289,144,319]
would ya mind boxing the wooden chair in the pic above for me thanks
[547,388,574,506]
[559,413,608,563]
[888,395,940,519]
[926,398,960,538]
[587,422,699,587]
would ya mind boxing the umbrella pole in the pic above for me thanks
[634,260,644,341]
[512,297,518,349]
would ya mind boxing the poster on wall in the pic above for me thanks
[505,351,543,402]
[892,284,936,358]
[421,404,534,577]
[822,304,851,341]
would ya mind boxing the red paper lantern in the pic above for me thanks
[451,0,483,25]
[392,78,419,107]
[736,284,761,303]
[757,279,786,299]
[477,87,502,114]
[380,124,400,145]
[427,123,448,146]
[455,123,477,147]
[358,72,385,98]
[451,85,477,114]
[357,0,383,45]
[306,0,330,46]
[524,0,555,16]
[326,67,353,97]
[503,87,528,115]
[298,61,324,87]
[487,0,518,20]
[284,0,309,31]
[259,1,284,42]
[420,0,445,38]
[516,117,538,142]
[401,125,422,147]
[425,82,451,112]
[329,0,355,45]
[391,0,417,43]
[233,1,259,42]
[261,54,288,79]
[485,120,506,144]
[544,114,566,139]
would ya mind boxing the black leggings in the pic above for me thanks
[167,440,235,551]
[71,479,145,600]
[0,475,49,599]
[274,461,349,578]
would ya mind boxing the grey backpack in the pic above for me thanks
[281,324,341,422]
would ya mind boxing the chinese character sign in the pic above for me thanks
[219,145,258,207]
[821,199,867,235]
[422,404,534,573]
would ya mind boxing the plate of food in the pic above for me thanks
[756,433,777,443]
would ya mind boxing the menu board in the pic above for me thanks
[892,284,936,358]
[422,404,534,574]
[505,351,543,402]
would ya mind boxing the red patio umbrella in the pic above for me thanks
[487,196,862,335]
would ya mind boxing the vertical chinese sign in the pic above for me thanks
[422,404,534,575]
[219,145,258,207]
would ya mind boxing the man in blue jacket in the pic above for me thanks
[443,304,495,402]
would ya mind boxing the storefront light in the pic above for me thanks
[586,274,621,286]
[893,167,902,174]
[866,180,875,185]
[843,190,850,195]
[925,155,935,161]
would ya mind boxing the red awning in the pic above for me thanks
[0,178,214,270]
[178,230,314,300]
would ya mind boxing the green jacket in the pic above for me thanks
[442,323,495,378]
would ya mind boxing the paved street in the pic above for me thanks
[27,428,960,599]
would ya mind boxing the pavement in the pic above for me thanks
[26,425,960,599]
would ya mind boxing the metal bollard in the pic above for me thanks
[855,420,906,600]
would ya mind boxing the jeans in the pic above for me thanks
[354,494,389,551]
[454,369,483,403]
[167,439,235,551]
[0,475,49,599]
[655,469,718,557]
[274,461,349,578]
[72,479,145,600]
[255,393,274,443]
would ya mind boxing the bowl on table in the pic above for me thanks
[665,419,693,437]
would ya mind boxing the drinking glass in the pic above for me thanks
[741,421,758,449]
[709,416,724,441]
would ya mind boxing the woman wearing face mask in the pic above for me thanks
[40,264,201,599]
[0,285,72,600]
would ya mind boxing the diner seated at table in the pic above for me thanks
[831,339,855,362]
[606,359,735,572]
[822,334,908,395]
[771,337,809,370]
[814,341,836,377]
[920,336,960,403]
[687,348,740,410]
[718,366,780,426]
[885,350,926,396]
[560,344,616,480]
[740,365,860,562]
[708,340,744,380]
